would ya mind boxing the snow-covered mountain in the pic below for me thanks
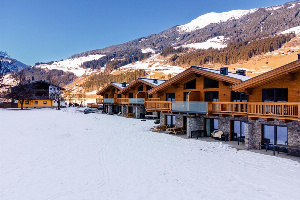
[178,9,257,32]
[72,0,300,60]
[34,54,105,76]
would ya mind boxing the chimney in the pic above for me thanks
[220,67,228,75]
[153,79,158,84]
[122,82,126,87]
[236,70,246,76]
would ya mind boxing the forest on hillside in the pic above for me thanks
[165,33,295,66]
[81,70,147,92]
[80,51,151,73]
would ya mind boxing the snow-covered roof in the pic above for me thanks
[138,78,166,86]
[191,66,251,82]
[111,82,130,89]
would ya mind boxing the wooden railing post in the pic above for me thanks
[298,103,300,120]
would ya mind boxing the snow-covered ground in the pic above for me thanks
[0,108,300,200]
[182,36,228,49]
[113,54,185,76]
[35,55,105,76]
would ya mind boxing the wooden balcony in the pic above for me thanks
[248,102,299,121]
[208,102,248,116]
[96,98,104,104]
[146,100,300,121]
[116,98,129,105]
[145,101,172,112]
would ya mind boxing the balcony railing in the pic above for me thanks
[172,101,208,114]
[147,98,161,101]
[103,98,114,104]
[129,98,145,105]
[96,98,104,104]
[208,102,248,115]
[248,102,299,120]
[116,98,129,104]
[146,101,172,112]
[146,100,300,121]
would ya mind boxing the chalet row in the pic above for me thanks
[97,56,300,150]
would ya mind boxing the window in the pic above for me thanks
[166,93,175,101]
[233,121,246,140]
[138,85,143,91]
[263,125,287,145]
[34,101,38,105]
[105,94,108,98]
[184,79,196,89]
[166,115,175,128]
[128,106,133,113]
[204,77,219,88]
[146,85,153,91]
[262,88,288,102]
[204,91,219,102]
[118,94,121,98]
[205,118,218,136]
[231,91,248,102]
[111,88,115,93]
[129,93,133,98]
[25,100,29,104]
[43,101,47,104]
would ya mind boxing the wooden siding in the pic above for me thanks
[247,72,300,102]
[158,76,233,102]
[18,100,53,108]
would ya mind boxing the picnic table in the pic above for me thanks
[151,125,167,132]
[273,144,300,156]
[168,127,185,135]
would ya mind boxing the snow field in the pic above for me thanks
[0,108,300,200]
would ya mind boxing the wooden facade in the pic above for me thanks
[118,78,165,104]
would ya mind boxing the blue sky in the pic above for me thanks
[1,0,293,65]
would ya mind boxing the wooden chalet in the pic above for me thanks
[117,78,166,118]
[96,82,129,114]
[146,66,250,138]
[231,57,300,150]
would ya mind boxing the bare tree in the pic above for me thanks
[47,72,64,110]
[5,71,33,110]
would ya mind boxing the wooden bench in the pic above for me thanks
[168,127,185,135]
[125,113,134,118]
[151,125,167,132]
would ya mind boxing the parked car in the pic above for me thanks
[97,105,103,110]
[84,108,96,114]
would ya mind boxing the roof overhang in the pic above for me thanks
[148,67,243,95]
[96,83,122,95]
[118,79,156,94]
[232,59,300,92]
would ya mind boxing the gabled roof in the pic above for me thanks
[96,82,129,95]
[119,78,166,94]
[148,66,250,94]
[232,59,300,92]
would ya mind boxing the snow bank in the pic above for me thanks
[0,108,299,200]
